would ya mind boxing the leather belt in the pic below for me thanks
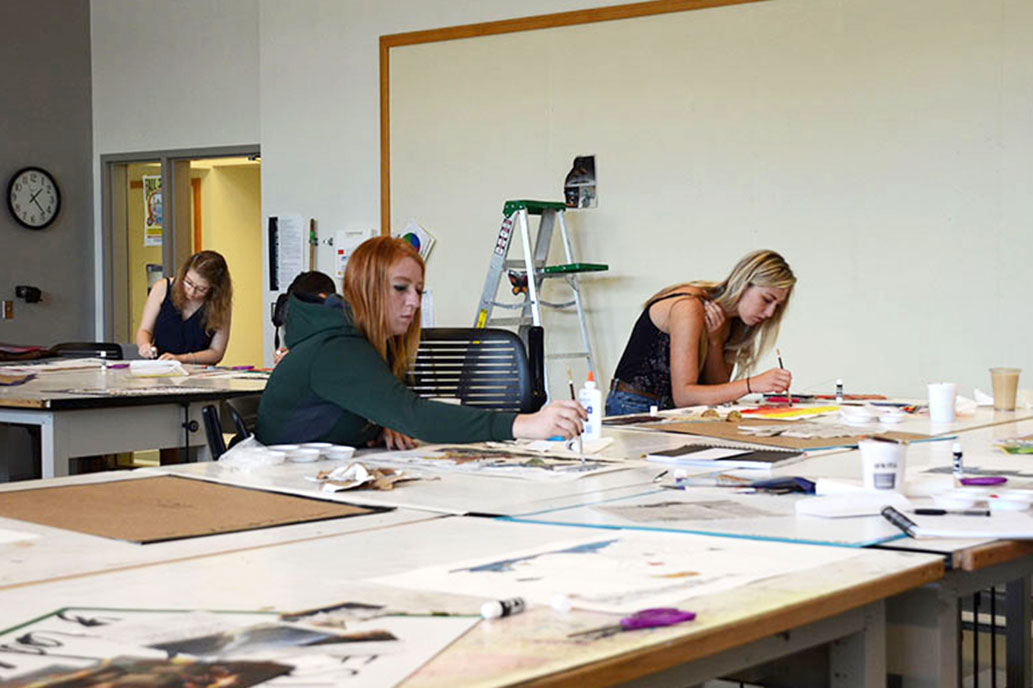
[611,379,661,402]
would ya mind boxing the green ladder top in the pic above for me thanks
[503,199,567,216]
[542,262,608,274]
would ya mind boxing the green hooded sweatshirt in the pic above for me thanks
[255,294,517,446]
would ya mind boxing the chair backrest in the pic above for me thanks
[223,394,261,439]
[409,327,546,413]
[50,341,123,360]
[201,405,227,460]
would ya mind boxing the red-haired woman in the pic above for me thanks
[256,237,585,448]
[135,250,233,365]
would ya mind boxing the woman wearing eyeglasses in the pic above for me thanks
[135,250,233,365]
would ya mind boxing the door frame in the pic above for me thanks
[99,145,259,342]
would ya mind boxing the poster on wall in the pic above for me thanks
[563,155,597,209]
[142,174,163,247]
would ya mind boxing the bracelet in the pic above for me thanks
[746,376,752,394]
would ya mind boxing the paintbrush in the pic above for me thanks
[568,368,585,465]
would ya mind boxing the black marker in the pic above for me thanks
[914,508,990,517]
[881,506,918,538]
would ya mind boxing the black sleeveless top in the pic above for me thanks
[611,293,708,409]
[152,278,214,355]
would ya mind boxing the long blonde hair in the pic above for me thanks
[171,250,232,333]
[343,237,424,379]
[650,250,795,377]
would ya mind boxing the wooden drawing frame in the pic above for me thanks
[378,0,769,234]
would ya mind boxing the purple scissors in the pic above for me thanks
[568,607,696,640]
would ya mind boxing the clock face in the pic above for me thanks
[7,167,60,229]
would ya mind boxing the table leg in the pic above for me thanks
[1005,575,1031,688]
[830,601,885,687]
[887,581,960,688]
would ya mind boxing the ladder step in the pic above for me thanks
[485,317,533,327]
[541,263,609,274]
[546,352,591,360]
[503,199,567,216]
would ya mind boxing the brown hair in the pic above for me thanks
[650,249,795,377]
[171,250,232,333]
[343,237,424,379]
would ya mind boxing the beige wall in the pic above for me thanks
[200,164,263,367]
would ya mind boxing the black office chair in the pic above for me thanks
[49,341,123,360]
[202,395,260,460]
[202,405,228,460]
[408,327,546,413]
[222,394,261,439]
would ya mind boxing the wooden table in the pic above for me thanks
[0,516,942,688]
[0,362,265,478]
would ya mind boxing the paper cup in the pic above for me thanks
[927,382,957,423]
[859,439,906,490]
[990,367,1021,411]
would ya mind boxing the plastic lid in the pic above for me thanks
[953,441,962,453]
[584,371,597,388]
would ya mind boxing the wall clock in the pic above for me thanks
[7,167,60,229]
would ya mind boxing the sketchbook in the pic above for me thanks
[645,444,804,471]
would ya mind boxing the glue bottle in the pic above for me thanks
[578,372,602,440]
[952,441,963,486]
[835,379,844,404]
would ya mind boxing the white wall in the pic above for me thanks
[387,0,1033,399]
[256,0,617,366]
[89,0,1033,399]
[90,0,261,336]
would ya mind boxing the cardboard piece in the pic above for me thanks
[644,420,927,451]
[0,476,379,543]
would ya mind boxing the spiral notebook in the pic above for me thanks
[645,444,804,471]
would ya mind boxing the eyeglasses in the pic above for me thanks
[183,276,210,295]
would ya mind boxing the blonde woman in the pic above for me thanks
[135,250,232,365]
[606,249,796,415]
[256,236,585,448]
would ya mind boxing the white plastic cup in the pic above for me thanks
[859,438,907,491]
[927,382,957,424]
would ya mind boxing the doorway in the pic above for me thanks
[101,147,262,367]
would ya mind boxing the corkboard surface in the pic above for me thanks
[0,476,377,543]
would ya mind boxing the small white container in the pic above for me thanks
[287,447,321,463]
[301,442,334,458]
[932,487,989,510]
[269,444,300,453]
[841,407,875,426]
[988,490,1033,512]
[878,409,905,424]
[325,445,356,461]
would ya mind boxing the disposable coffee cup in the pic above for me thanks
[859,438,906,491]
[990,367,1021,412]
[927,382,957,424]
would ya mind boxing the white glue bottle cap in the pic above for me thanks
[952,441,962,454]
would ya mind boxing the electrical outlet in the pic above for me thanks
[2,300,12,320]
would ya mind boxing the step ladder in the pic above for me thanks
[474,199,607,378]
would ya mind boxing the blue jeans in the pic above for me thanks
[605,389,656,416]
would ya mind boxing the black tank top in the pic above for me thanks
[612,293,705,409]
[152,278,214,355]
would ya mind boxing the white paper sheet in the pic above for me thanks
[375,531,858,614]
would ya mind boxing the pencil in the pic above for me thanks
[568,368,585,465]
[777,348,792,406]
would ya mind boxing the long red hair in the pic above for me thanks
[343,237,424,379]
